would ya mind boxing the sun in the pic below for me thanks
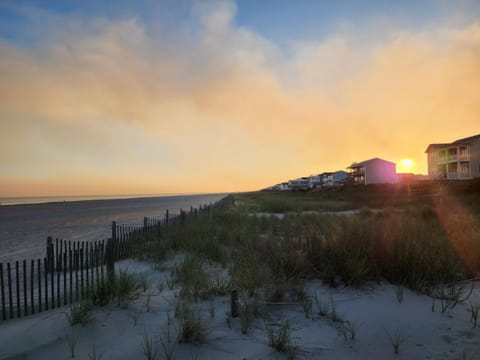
[399,158,414,172]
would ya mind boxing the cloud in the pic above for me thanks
[0,1,479,195]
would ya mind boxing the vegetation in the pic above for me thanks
[66,301,93,326]
[265,320,295,356]
[53,180,479,357]
[143,180,480,301]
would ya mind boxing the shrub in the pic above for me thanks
[115,269,141,307]
[176,301,207,344]
[67,301,93,326]
[266,320,294,354]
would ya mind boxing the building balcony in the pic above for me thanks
[349,169,365,176]
[459,154,470,161]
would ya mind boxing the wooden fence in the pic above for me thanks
[0,196,233,322]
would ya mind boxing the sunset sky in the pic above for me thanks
[1,0,479,197]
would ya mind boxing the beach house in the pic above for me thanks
[425,134,480,180]
[348,158,397,185]
[321,171,348,187]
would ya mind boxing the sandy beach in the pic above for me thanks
[1,257,478,360]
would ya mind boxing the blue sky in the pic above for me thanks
[1,0,478,46]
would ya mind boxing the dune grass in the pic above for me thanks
[143,180,479,301]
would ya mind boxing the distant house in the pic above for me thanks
[425,134,480,180]
[307,174,322,189]
[321,171,348,187]
[289,177,310,190]
[348,158,397,185]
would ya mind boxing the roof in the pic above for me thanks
[348,157,396,168]
[425,134,480,153]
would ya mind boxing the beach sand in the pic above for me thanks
[0,258,478,360]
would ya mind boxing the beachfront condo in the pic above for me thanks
[425,134,480,180]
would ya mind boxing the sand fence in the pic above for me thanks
[0,196,233,322]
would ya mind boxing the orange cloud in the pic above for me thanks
[0,3,479,196]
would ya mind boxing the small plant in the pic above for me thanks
[431,283,473,313]
[63,330,78,358]
[338,320,361,341]
[209,300,215,319]
[140,273,149,292]
[165,275,175,290]
[66,301,93,326]
[395,286,404,304]
[225,311,232,329]
[157,281,165,294]
[239,292,261,334]
[313,292,329,317]
[142,330,158,360]
[160,311,177,360]
[132,305,140,326]
[329,296,342,322]
[384,327,409,354]
[266,320,293,354]
[145,291,153,312]
[91,281,113,306]
[88,341,104,360]
[176,301,207,344]
[296,287,313,319]
[115,269,141,307]
[468,299,479,328]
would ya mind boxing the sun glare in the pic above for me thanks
[399,158,414,172]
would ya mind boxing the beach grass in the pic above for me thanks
[143,181,480,299]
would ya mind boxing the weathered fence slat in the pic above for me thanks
[63,252,67,306]
[0,263,5,320]
[57,255,60,308]
[37,259,42,312]
[50,255,54,309]
[16,261,20,318]
[69,249,73,304]
[23,260,27,316]
[80,246,84,300]
[8,263,13,319]
[43,258,48,311]
[30,260,34,315]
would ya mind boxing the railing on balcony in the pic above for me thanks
[349,169,365,176]
[446,172,458,180]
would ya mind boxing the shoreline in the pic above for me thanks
[0,192,230,207]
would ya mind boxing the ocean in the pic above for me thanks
[0,193,228,263]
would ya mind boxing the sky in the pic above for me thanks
[0,0,479,196]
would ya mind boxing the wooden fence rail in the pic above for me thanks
[0,196,233,322]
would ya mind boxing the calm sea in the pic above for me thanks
[0,193,228,263]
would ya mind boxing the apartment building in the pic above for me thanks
[425,134,480,179]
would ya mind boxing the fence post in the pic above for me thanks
[111,221,117,243]
[231,290,239,318]
[46,237,54,273]
[0,263,5,320]
[105,238,115,285]
[165,210,169,226]
[180,208,185,227]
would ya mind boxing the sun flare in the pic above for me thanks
[398,158,414,172]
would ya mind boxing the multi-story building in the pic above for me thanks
[425,134,480,179]
[321,171,348,187]
[348,158,397,185]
